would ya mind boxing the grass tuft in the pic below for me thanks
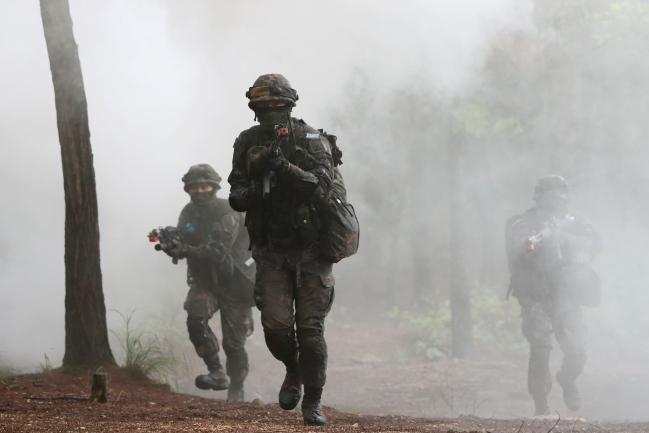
[39,353,54,373]
[110,310,176,382]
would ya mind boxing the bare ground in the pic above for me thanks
[1,368,647,433]
[4,305,648,432]
[179,308,649,421]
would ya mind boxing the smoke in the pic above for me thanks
[2,0,648,421]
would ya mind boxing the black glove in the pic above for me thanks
[162,246,178,258]
[267,153,290,174]
[168,243,192,259]
[247,146,270,177]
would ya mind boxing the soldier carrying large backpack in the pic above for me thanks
[228,73,358,426]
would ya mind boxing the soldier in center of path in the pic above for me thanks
[505,175,601,416]
[228,74,350,426]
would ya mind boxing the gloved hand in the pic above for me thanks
[267,153,290,174]
[247,146,270,177]
[167,242,192,259]
[162,246,178,258]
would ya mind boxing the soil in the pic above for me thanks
[0,367,645,432]
[3,307,648,432]
[179,308,649,422]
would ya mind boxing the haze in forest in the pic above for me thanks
[1,0,648,421]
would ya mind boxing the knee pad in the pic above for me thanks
[187,316,218,357]
[263,328,298,365]
[297,331,327,357]
[263,328,297,348]
[222,335,246,354]
[187,316,207,339]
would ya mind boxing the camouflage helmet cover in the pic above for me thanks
[246,73,298,109]
[182,164,222,191]
[534,174,568,201]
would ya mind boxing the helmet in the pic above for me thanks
[182,164,222,192]
[534,175,568,201]
[246,74,298,109]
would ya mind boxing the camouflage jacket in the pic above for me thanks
[228,118,336,253]
[505,206,601,303]
[177,197,248,288]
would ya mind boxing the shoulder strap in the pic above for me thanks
[318,129,343,166]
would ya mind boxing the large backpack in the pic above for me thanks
[318,131,360,263]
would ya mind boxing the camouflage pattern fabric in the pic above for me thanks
[178,196,254,385]
[505,203,600,410]
[228,116,343,396]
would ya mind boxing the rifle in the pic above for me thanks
[148,226,183,264]
[526,214,576,259]
[262,124,290,199]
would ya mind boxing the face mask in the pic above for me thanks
[256,109,291,128]
[190,191,215,205]
[536,195,568,214]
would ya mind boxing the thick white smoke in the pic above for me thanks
[4,0,648,422]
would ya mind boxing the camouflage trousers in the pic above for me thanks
[519,300,587,401]
[253,248,335,390]
[184,283,253,386]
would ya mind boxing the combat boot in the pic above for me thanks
[278,369,302,410]
[227,382,245,402]
[195,355,229,391]
[302,386,326,426]
[557,373,581,411]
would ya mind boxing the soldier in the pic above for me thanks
[505,175,601,416]
[156,164,255,402]
[228,74,347,426]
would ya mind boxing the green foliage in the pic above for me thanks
[110,310,176,382]
[587,1,649,45]
[388,288,525,361]
[471,289,525,354]
[452,103,524,139]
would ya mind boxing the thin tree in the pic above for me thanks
[40,0,115,367]
[448,131,472,358]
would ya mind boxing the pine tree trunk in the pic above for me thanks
[40,0,115,367]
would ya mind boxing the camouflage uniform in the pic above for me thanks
[172,164,254,401]
[505,176,600,415]
[228,74,341,426]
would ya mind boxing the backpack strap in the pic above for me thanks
[318,129,343,166]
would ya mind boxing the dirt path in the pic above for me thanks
[177,309,649,421]
[0,369,646,433]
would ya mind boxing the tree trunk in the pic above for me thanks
[40,0,115,367]
[448,134,472,359]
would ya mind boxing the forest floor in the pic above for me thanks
[2,305,648,432]
[179,307,649,423]
[1,367,648,433]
